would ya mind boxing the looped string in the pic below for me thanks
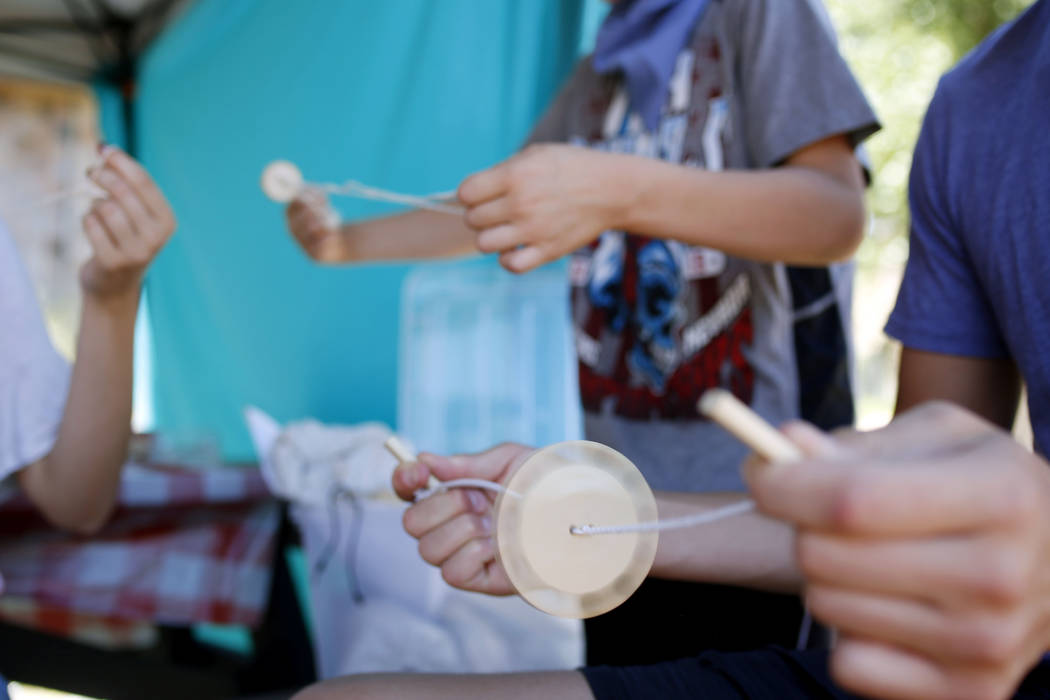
[321,180,462,215]
[16,153,106,215]
[413,478,522,503]
[22,185,100,211]
[570,498,755,536]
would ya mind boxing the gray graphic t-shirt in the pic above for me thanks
[530,0,879,491]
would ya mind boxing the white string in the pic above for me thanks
[12,153,106,217]
[413,478,522,502]
[569,499,755,536]
[321,180,462,215]
[382,438,518,503]
[19,185,100,213]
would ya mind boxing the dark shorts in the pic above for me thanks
[582,648,1050,700]
[583,578,812,666]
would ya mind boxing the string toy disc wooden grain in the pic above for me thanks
[261,161,462,215]
[260,160,304,203]
[495,440,659,619]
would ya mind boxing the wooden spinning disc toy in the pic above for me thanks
[495,440,659,619]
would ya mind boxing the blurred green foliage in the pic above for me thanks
[826,0,1033,265]
[894,0,1035,56]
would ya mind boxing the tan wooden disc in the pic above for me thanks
[261,160,304,203]
[495,441,658,619]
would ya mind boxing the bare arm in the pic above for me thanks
[286,193,475,264]
[18,147,175,534]
[20,292,138,533]
[896,347,1021,429]
[620,135,866,264]
[343,210,475,262]
[460,135,867,272]
[649,491,801,593]
[287,134,865,270]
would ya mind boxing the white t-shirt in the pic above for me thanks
[0,220,71,595]
[0,219,70,484]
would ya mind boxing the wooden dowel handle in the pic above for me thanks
[698,390,802,463]
[384,436,418,464]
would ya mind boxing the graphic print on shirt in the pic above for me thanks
[571,39,755,421]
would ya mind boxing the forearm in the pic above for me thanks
[650,491,801,593]
[340,209,477,263]
[20,290,138,533]
[896,348,1022,429]
[613,153,865,265]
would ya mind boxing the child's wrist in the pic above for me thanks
[81,281,141,316]
[599,153,644,232]
[336,224,359,262]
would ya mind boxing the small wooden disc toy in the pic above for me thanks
[260,160,305,203]
[495,440,659,619]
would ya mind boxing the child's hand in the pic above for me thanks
[80,146,176,300]
[747,404,1050,700]
[458,144,628,274]
[285,190,348,263]
[392,443,535,596]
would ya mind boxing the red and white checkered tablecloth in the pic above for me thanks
[0,597,159,650]
[0,458,280,648]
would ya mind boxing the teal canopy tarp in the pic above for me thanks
[109,1,600,459]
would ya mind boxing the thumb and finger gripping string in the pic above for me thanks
[383,437,522,502]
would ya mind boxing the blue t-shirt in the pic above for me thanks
[885,0,1050,457]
